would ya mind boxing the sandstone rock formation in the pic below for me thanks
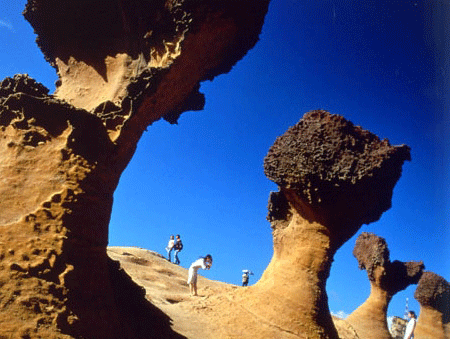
[108,246,361,339]
[345,232,424,339]
[229,110,411,338]
[414,271,450,339]
[0,1,269,338]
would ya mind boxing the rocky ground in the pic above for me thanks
[107,246,359,339]
[108,246,237,338]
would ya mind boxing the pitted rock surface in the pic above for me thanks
[264,110,411,231]
[236,111,413,339]
[346,232,424,339]
[353,232,424,293]
[414,272,450,339]
[415,271,450,311]
[0,1,270,338]
[353,232,390,280]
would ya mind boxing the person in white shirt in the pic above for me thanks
[165,235,175,262]
[404,310,417,339]
[187,255,212,296]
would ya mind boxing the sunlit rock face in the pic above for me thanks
[414,272,450,339]
[0,0,269,337]
[236,110,411,339]
[345,232,424,339]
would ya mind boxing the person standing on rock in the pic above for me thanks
[165,235,175,262]
[242,270,253,287]
[173,234,183,265]
[404,311,417,339]
[187,255,212,296]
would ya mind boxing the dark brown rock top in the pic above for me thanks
[19,0,271,170]
[23,0,270,123]
[353,232,424,295]
[264,110,411,228]
[415,271,450,311]
[24,0,268,79]
[383,260,424,295]
[353,232,390,280]
[0,74,49,99]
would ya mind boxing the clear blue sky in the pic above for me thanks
[1,0,448,320]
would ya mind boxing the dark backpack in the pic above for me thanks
[175,241,183,251]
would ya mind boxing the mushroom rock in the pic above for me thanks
[0,0,270,337]
[23,0,270,147]
[234,110,411,338]
[345,232,424,339]
[414,271,450,339]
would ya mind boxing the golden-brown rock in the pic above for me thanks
[345,232,424,339]
[0,0,270,337]
[242,110,411,338]
[414,271,450,339]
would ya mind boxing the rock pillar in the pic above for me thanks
[414,271,450,339]
[346,232,424,339]
[241,110,411,338]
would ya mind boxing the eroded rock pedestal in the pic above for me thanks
[345,232,424,339]
[233,110,411,338]
[414,272,450,339]
[0,1,269,337]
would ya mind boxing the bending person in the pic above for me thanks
[187,255,212,296]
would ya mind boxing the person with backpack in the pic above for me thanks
[173,234,183,265]
[242,270,253,287]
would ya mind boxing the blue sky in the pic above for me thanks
[1,0,448,321]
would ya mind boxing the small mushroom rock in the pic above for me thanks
[345,232,424,339]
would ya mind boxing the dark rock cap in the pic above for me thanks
[353,232,424,294]
[264,110,411,227]
[353,232,390,280]
[415,271,450,312]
